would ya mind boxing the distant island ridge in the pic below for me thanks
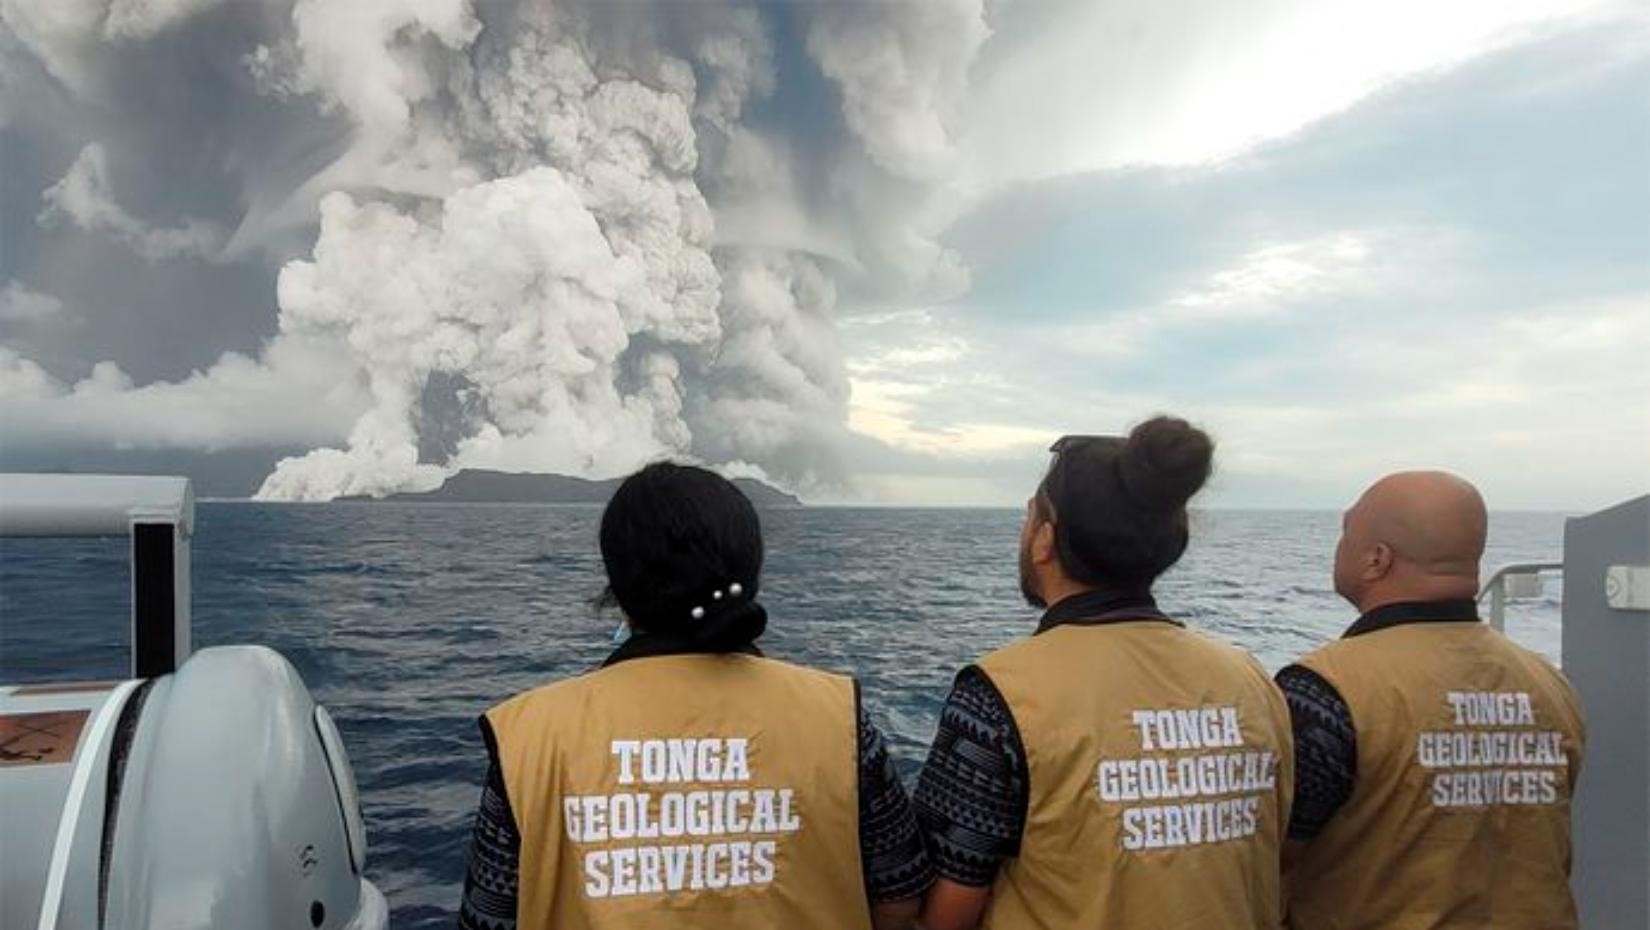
[343,468,804,508]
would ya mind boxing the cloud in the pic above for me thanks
[1,0,110,99]
[0,0,230,102]
[845,288,1650,509]
[274,0,479,139]
[2,1,1642,509]
[960,0,1630,187]
[0,280,63,322]
[0,343,60,397]
[841,308,1057,466]
[1207,293,1650,508]
[686,249,854,491]
[103,0,226,40]
[258,168,700,500]
[38,143,225,262]
[838,21,1650,507]
[1,0,993,500]
[949,17,1650,325]
[0,335,366,453]
[802,0,989,181]
[1040,230,1390,359]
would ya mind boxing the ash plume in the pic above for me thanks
[0,0,989,499]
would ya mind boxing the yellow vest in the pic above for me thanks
[1287,621,1586,930]
[975,621,1294,930]
[485,653,868,930]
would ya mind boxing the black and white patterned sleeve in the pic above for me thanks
[857,702,937,902]
[458,723,520,930]
[1275,663,1357,843]
[911,667,1029,887]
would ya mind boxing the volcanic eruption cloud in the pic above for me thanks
[0,0,987,499]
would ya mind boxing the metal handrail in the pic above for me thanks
[1478,561,1563,631]
[0,473,192,538]
[0,473,194,677]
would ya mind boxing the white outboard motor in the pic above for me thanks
[0,474,388,930]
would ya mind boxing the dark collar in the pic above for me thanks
[601,630,762,668]
[1035,587,1176,635]
[1343,599,1480,639]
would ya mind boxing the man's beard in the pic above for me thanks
[1019,541,1046,609]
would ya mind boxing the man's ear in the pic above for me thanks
[1031,519,1058,565]
[1366,541,1395,581]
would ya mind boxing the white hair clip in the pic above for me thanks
[692,582,746,620]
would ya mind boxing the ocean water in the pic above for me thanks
[0,505,1567,928]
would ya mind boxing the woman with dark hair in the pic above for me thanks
[912,415,1294,930]
[457,462,932,930]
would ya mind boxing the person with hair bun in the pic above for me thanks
[457,462,933,930]
[914,415,1295,930]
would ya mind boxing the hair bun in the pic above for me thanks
[1116,415,1214,511]
[689,599,769,653]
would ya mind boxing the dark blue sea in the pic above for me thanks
[0,504,1566,928]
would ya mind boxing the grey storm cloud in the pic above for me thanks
[0,0,991,499]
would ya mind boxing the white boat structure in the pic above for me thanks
[0,475,387,930]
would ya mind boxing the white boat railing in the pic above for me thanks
[1478,561,1563,632]
[0,473,193,677]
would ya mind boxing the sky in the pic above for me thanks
[1,0,1646,509]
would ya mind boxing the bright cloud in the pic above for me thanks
[1211,292,1650,507]
[841,289,1650,508]
[962,0,1632,187]
[843,309,1055,460]
[1040,231,1392,359]
[0,336,368,452]
[0,280,63,322]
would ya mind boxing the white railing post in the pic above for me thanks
[0,473,195,677]
[1478,561,1563,633]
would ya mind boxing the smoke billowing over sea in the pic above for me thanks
[0,0,987,500]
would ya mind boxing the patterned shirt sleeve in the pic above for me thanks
[911,667,1029,887]
[858,701,938,901]
[1275,663,1358,842]
[458,723,520,930]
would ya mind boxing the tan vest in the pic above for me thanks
[975,621,1295,930]
[485,654,868,930]
[1287,622,1586,930]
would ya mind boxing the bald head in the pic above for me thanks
[1333,471,1488,611]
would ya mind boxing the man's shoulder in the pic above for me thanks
[1492,634,1582,711]
[1175,624,1275,676]
[974,621,1121,666]
[1494,630,1567,673]
[1296,621,1573,704]
[1294,632,1359,667]
[1294,619,1446,668]
[975,633,1036,666]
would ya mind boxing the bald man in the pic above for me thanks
[1279,471,1586,930]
